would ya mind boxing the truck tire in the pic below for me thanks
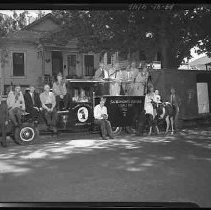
[14,123,38,145]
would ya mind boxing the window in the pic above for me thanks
[13,53,25,76]
[107,52,112,65]
[84,55,94,76]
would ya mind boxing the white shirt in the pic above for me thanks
[144,93,156,115]
[7,91,25,110]
[103,69,109,79]
[94,104,108,120]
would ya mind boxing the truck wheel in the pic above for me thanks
[112,127,122,136]
[14,123,38,145]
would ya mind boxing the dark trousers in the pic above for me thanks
[8,107,22,126]
[55,94,69,110]
[172,105,179,129]
[43,107,57,127]
[94,119,112,138]
[27,108,40,121]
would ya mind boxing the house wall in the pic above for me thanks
[2,42,42,90]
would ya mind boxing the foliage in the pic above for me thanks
[50,6,211,68]
[0,10,29,37]
[0,11,29,68]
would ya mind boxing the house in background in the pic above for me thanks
[0,13,101,94]
[189,55,211,70]
[0,13,163,95]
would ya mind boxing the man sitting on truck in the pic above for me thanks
[94,97,114,140]
[40,84,57,133]
[24,85,42,122]
[7,85,25,127]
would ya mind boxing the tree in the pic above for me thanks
[47,6,211,68]
[0,10,30,94]
[36,10,46,20]
[0,10,29,37]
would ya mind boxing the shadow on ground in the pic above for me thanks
[0,127,211,178]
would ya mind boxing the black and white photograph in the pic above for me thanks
[0,3,211,208]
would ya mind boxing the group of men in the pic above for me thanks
[2,61,181,140]
[94,61,150,97]
[6,72,68,133]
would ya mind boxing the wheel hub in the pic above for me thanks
[20,127,35,141]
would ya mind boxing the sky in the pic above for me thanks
[189,48,206,62]
[0,10,51,17]
[0,10,206,63]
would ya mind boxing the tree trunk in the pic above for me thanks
[160,14,178,70]
[161,44,178,69]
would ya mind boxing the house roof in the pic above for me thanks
[2,13,62,44]
[4,30,51,43]
[22,13,61,31]
[0,13,77,48]
[189,55,211,66]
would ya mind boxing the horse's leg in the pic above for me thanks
[160,107,165,119]
[155,125,160,135]
[165,116,170,134]
[170,116,174,135]
[148,126,152,135]
[154,115,159,135]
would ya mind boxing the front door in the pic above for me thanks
[67,54,77,76]
[52,51,63,78]
[84,55,94,76]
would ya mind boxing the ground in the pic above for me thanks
[0,127,211,207]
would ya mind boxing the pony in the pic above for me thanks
[152,101,176,135]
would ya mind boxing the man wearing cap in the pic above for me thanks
[40,84,57,132]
